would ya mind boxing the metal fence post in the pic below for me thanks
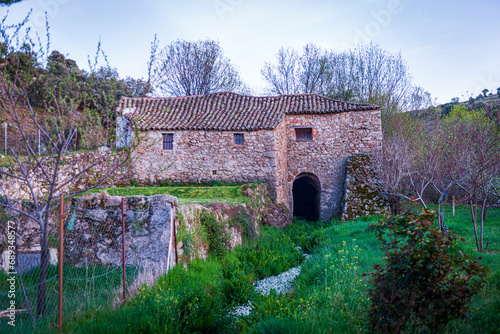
[4,122,7,155]
[58,193,64,331]
[172,204,178,265]
[452,196,456,216]
[122,198,127,303]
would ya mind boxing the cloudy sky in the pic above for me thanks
[3,0,499,104]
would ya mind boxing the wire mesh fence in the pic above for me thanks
[0,194,175,333]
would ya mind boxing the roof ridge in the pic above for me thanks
[118,93,379,131]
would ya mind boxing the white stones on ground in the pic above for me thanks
[230,252,310,318]
[254,266,301,296]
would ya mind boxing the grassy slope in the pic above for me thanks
[83,184,249,205]
[53,206,500,333]
[272,206,500,333]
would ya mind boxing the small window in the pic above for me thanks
[295,128,313,141]
[234,133,244,145]
[163,133,173,150]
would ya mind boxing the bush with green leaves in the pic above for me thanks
[200,209,230,259]
[283,218,329,254]
[365,210,487,333]
[232,226,303,280]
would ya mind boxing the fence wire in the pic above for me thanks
[1,198,173,333]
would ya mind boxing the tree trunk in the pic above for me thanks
[480,197,487,252]
[470,202,481,252]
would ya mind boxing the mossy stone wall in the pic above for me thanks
[342,154,388,220]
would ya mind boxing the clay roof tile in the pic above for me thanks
[117,92,379,131]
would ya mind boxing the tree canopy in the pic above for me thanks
[262,43,433,113]
[0,0,24,6]
[151,39,248,96]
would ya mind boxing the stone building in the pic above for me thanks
[116,92,382,221]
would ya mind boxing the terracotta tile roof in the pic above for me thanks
[117,92,379,131]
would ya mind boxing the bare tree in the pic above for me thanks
[448,107,500,252]
[362,115,430,215]
[151,39,248,96]
[0,18,134,316]
[262,43,433,114]
[261,47,300,95]
[363,104,500,252]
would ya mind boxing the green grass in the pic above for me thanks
[0,265,138,334]
[246,207,500,333]
[38,206,500,333]
[82,184,249,205]
[62,226,303,333]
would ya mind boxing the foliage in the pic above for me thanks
[0,0,24,5]
[200,210,230,260]
[231,226,303,280]
[0,13,143,318]
[442,106,500,251]
[440,100,459,117]
[62,207,500,333]
[365,104,500,244]
[232,206,257,241]
[283,218,328,254]
[365,210,487,333]
[151,38,248,96]
[221,260,257,307]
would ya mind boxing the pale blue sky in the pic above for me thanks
[3,0,499,104]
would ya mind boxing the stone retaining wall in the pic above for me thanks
[68,192,177,268]
[341,154,389,220]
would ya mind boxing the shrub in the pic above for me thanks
[199,210,230,259]
[365,210,487,333]
[233,226,303,279]
[283,218,328,254]
[232,206,257,241]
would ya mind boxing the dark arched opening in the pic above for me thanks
[293,173,321,221]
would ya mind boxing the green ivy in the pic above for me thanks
[199,210,230,260]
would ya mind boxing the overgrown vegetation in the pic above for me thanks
[0,264,138,334]
[48,206,500,333]
[82,184,249,205]
[365,210,487,333]
[200,210,230,260]
[366,104,500,252]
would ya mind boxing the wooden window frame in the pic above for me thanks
[163,133,173,150]
[234,133,244,145]
[295,128,313,141]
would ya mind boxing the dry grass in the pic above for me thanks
[112,262,168,310]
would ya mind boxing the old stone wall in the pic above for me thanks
[67,193,177,268]
[0,193,177,271]
[130,109,382,222]
[284,110,382,220]
[274,121,289,205]
[175,183,291,263]
[133,130,279,195]
[341,154,389,220]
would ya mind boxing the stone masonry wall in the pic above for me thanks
[274,121,289,205]
[0,193,177,272]
[284,110,382,220]
[67,192,177,268]
[342,154,389,220]
[131,109,382,221]
[133,130,279,196]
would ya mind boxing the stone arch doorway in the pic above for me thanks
[292,173,321,221]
